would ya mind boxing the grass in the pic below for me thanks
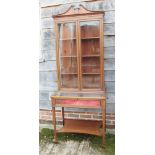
[39,128,115,155]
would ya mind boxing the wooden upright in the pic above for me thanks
[51,4,106,144]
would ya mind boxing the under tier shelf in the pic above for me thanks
[57,119,103,136]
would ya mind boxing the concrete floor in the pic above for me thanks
[40,140,104,155]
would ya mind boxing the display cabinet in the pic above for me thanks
[51,4,106,144]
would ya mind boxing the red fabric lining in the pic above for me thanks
[61,100,100,107]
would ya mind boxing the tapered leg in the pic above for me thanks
[52,98,57,143]
[101,99,106,145]
[62,107,64,126]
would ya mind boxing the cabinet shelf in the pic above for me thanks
[60,38,76,41]
[81,37,99,40]
[82,55,100,57]
[61,73,77,75]
[82,73,100,75]
[61,56,77,58]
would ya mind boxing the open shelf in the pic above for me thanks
[57,119,103,136]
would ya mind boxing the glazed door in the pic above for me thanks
[57,22,79,89]
[79,20,102,90]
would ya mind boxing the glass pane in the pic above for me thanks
[80,21,99,38]
[61,57,77,74]
[82,57,100,74]
[80,21,101,89]
[60,40,77,56]
[61,75,78,88]
[58,22,78,88]
[82,75,100,89]
[81,39,100,56]
[59,23,76,39]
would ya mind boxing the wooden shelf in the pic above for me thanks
[60,38,76,41]
[82,55,100,57]
[61,73,77,75]
[82,73,100,75]
[61,56,77,58]
[81,37,99,40]
[57,119,103,136]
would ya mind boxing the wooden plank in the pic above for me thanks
[41,3,71,18]
[40,0,115,18]
[104,58,115,70]
[106,92,115,103]
[104,23,115,35]
[104,46,115,58]
[105,81,115,92]
[40,81,57,89]
[105,70,115,81]
[39,60,56,71]
[104,11,115,23]
[41,39,55,50]
[39,85,58,92]
[39,100,52,110]
[41,28,55,40]
[39,91,49,101]
[85,0,115,12]
[40,0,63,7]
[40,71,57,82]
[104,35,115,47]
[106,103,115,113]
[41,18,54,29]
[41,49,55,53]
[40,0,106,8]
[41,7,54,18]
[43,52,56,61]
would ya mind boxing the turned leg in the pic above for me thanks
[101,99,106,145]
[62,107,64,126]
[52,98,57,143]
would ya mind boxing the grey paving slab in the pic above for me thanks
[40,140,103,155]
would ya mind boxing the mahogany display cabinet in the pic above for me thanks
[51,4,106,144]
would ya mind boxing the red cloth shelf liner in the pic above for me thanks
[61,100,100,108]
